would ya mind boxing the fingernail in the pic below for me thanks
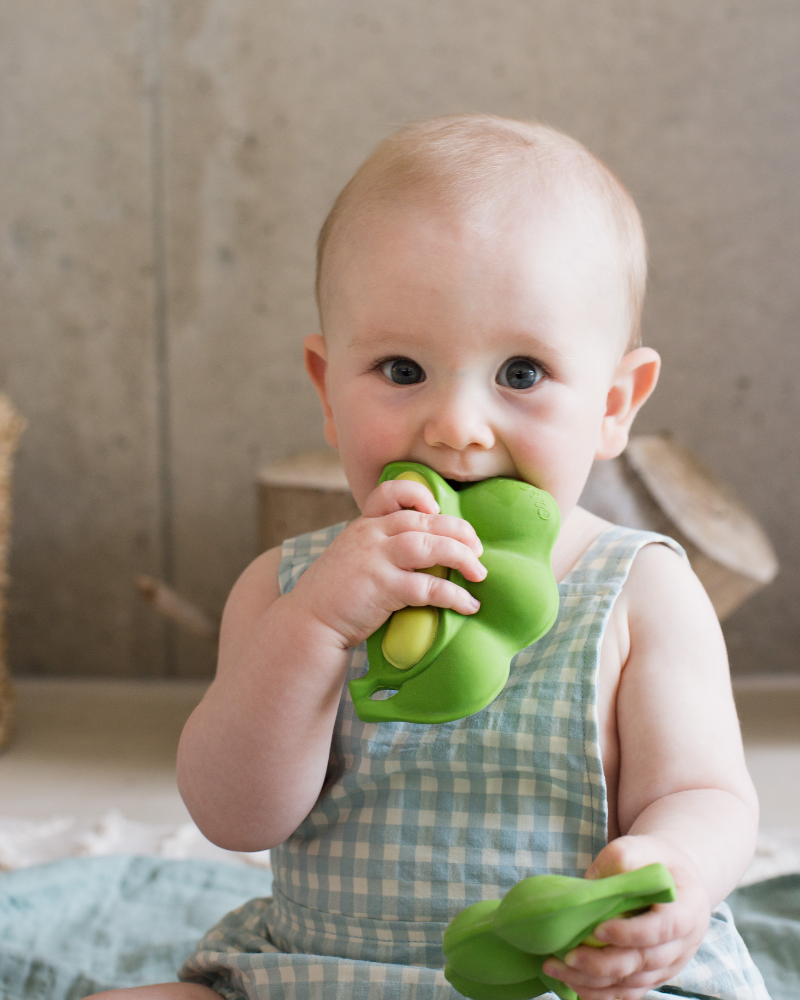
[593,926,609,942]
[543,960,563,977]
[469,597,481,611]
[564,950,580,968]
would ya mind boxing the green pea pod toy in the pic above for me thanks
[443,863,677,1000]
[349,462,561,724]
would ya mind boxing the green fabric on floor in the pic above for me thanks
[0,856,272,1000]
[728,875,800,1000]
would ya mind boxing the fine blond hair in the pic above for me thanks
[316,114,647,351]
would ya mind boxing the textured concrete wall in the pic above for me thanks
[1,0,798,677]
[0,0,167,675]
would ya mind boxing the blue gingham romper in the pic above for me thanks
[180,523,770,1000]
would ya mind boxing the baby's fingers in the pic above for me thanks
[541,961,674,1000]
[405,573,482,617]
[545,936,686,985]
[383,510,483,560]
[592,901,697,950]
[390,530,487,584]
[362,479,441,518]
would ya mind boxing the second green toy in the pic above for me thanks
[443,863,678,1000]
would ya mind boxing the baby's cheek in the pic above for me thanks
[337,450,388,509]
[507,441,591,515]
[339,429,414,504]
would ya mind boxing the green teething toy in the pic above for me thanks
[349,462,561,724]
[442,863,677,1000]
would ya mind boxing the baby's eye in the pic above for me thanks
[380,358,425,385]
[496,357,543,391]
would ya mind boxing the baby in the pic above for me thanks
[95,116,769,1000]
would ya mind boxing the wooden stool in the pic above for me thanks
[257,450,361,552]
[580,433,778,620]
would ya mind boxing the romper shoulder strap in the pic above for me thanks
[563,524,688,592]
[278,521,349,596]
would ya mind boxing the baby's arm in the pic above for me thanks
[176,478,486,852]
[544,543,758,1000]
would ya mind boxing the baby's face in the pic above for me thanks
[311,197,629,516]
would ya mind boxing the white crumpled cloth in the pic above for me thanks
[0,809,271,871]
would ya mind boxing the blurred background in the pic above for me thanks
[1,0,798,682]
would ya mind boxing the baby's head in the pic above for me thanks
[305,114,660,517]
[317,115,646,351]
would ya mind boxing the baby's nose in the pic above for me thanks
[422,390,495,451]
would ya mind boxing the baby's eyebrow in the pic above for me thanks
[347,329,571,360]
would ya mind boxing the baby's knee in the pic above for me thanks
[86,983,220,1000]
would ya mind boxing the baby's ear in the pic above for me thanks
[303,334,339,448]
[596,348,660,460]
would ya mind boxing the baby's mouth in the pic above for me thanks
[445,478,478,492]
[407,463,520,492]
[443,475,506,492]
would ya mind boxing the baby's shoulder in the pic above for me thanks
[564,507,697,602]
[609,528,727,703]
[221,520,351,642]
[571,509,723,684]
[219,546,284,645]
[621,535,709,626]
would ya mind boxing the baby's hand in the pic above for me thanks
[542,836,711,1000]
[292,476,486,649]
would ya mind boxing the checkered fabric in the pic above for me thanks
[180,523,770,1000]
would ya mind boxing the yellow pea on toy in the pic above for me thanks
[380,471,450,670]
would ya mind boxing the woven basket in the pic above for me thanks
[0,394,25,751]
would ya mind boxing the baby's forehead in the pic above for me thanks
[317,116,646,351]
[323,167,626,305]
[331,149,604,245]
[323,204,631,368]
[325,184,626,318]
